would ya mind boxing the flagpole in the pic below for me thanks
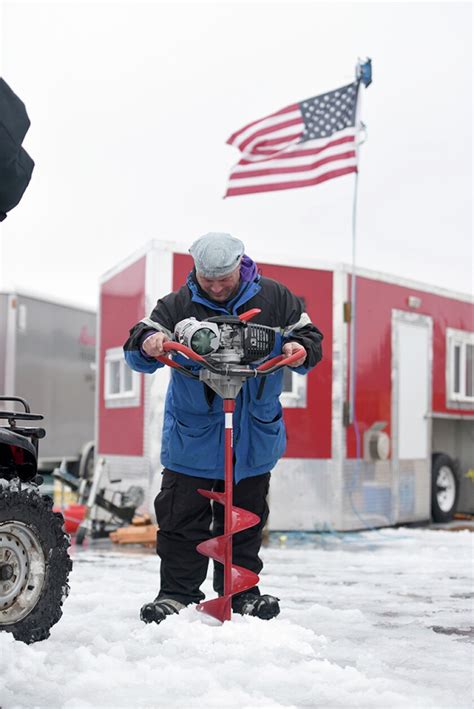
[348,167,359,426]
[348,58,370,426]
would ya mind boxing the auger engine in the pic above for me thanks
[174,315,276,363]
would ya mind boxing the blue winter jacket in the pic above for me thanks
[124,264,323,482]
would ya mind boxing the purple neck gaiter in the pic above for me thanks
[240,254,258,282]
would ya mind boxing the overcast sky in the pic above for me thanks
[0,0,472,309]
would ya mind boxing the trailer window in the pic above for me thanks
[447,329,474,405]
[280,368,307,408]
[280,295,308,408]
[109,360,121,395]
[104,348,141,407]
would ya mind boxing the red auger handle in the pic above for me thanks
[155,341,206,378]
[155,336,305,376]
[256,347,306,373]
[161,341,206,362]
[156,340,232,379]
[238,308,261,322]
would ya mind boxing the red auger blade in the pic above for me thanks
[231,565,260,596]
[231,507,260,533]
[195,399,261,623]
[197,489,225,504]
[196,596,231,622]
[197,489,260,533]
[196,536,226,563]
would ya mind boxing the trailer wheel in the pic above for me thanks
[431,454,459,523]
[0,487,72,644]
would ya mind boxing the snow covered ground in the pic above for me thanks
[1,528,472,709]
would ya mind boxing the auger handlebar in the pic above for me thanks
[157,340,304,376]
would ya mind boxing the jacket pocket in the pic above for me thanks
[168,418,223,471]
[248,411,286,468]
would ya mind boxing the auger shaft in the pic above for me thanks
[223,398,235,622]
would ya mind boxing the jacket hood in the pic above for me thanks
[240,254,258,282]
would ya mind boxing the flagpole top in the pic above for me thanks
[356,57,372,87]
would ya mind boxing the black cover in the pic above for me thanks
[0,78,35,220]
[0,428,37,481]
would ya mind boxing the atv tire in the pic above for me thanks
[0,486,72,644]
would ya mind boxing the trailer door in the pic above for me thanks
[393,311,432,459]
[391,310,433,523]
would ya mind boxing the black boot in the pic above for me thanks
[140,597,186,625]
[232,592,280,620]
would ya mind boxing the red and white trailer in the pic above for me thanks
[97,240,473,531]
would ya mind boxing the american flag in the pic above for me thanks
[225,81,360,197]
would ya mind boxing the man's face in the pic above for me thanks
[196,265,241,302]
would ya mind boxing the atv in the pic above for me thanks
[0,396,72,644]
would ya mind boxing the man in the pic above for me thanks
[124,232,323,624]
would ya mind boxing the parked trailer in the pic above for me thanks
[97,241,473,531]
[0,291,96,475]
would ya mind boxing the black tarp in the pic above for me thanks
[0,78,34,221]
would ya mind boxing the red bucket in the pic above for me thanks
[54,503,87,534]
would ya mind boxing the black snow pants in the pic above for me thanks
[154,468,270,606]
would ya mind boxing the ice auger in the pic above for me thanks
[155,309,303,622]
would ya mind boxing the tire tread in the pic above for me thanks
[0,486,72,644]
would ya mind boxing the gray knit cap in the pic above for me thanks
[189,232,244,278]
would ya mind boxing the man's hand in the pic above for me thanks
[142,332,171,357]
[282,342,307,367]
